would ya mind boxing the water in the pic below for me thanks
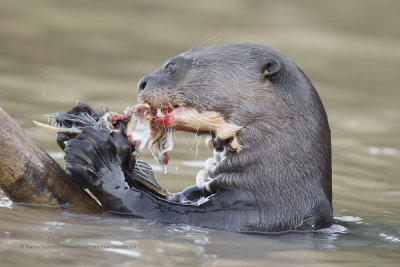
[1,0,399,265]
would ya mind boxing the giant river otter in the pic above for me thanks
[62,44,333,233]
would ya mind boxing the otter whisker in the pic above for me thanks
[186,31,223,51]
[195,135,202,159]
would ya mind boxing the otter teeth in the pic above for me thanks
[156,108,165,118]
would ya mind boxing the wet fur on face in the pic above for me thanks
[138,44,333,230]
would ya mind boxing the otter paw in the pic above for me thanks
[64,127,134,191]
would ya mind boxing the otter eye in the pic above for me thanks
[165,63,177,74]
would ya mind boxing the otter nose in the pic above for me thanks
[138,76,148,92]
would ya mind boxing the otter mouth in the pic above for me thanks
[146,103,244,139]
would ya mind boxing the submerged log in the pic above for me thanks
[0,107,103,212]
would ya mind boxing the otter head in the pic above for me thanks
[137,44,331,206]
[137,44,281,129]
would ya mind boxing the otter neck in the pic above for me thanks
[207,117,331,205]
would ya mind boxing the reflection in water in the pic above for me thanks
[1,0,400,265]
[367,147,398,156]
[0,194,12,209]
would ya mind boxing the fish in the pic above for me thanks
[33,102,175,197]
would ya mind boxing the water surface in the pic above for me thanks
[1,0,399,265]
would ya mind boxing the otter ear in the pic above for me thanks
[259,59,281,79]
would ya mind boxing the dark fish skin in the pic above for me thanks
[53,102,104,150]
